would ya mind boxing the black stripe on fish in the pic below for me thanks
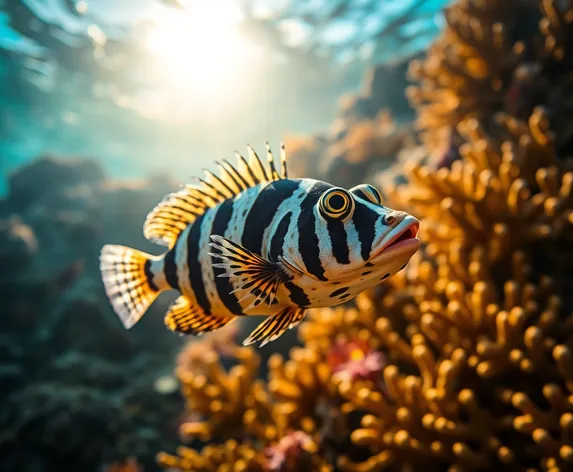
[285,280,311,307]
[297,183,330,281]
[164,245,179,291]
[275,309,292,334]
[330,286,349,298]
[187,213,211,314]
[327,218,350,264]
[242,179,300,254]
[211,198,244,315]
[353,203,379,261]
[269,212,292,262]
[144,259,159,292]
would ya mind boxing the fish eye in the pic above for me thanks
[319,188,355,220]
[349,184,383,205]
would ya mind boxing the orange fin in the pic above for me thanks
[164,296,235,335]
[243,306,305,347]
[144,144,288,248]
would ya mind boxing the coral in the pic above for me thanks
[327,338,386,385]
[174,325,260,442]
[407,0,573,158]
[105,457,143,472]
[157,1,573,471]
[157,439,267,472]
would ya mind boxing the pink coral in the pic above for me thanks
[264,431,314,472]
[327,338,386,383]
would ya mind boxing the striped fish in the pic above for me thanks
[100,144,420,347]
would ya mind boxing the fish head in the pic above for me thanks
[286,183,420,296]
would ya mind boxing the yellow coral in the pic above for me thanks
[340,255,573,471]
[157,439,266,472]
[174,325,260,442]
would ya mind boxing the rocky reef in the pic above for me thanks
[0,156,185,472]
[285,58,420,189]
[157,0,573,471]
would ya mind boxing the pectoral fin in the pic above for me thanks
[208,235,291,312]
[164,296,235,335]
[243,306,306,347]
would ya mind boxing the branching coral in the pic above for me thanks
[408,0,573,158]
[338,252,573,471]
[172,325,260,442]
[157,326,332,472]
[158,257,573,471]
[157,1,573,471]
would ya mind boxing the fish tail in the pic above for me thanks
[99,244,164,329]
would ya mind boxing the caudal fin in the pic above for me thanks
[99,245,162,329]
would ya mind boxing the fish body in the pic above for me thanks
[100,144,420,347]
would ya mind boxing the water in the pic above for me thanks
[0,0,448,193]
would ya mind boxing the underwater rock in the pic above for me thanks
[0,384,131,471]
[0,216,37,276]
[0,155,184,472]
[101,173,175,252]
[322,110,418,187]
[7,155,105,213]
[341,57,419,123]
[0,363,25,396]
[287,110,418,188]
[283,134,328,180]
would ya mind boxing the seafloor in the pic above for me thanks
[3,0,573,471]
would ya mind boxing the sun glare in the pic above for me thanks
[146,2,253,94]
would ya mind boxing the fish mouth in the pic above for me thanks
[369,216,421,261]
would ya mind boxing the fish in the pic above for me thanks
[99,143,421,347]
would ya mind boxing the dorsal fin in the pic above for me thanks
[280,142,288,179]
[143,143,289,247]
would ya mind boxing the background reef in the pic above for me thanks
[2,0,573,471]
[0,157,188,471]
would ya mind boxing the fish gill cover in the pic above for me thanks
[3,0,573,471]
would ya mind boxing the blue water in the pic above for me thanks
[0,0,449,195]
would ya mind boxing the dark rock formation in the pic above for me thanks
[0,155,185,472]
